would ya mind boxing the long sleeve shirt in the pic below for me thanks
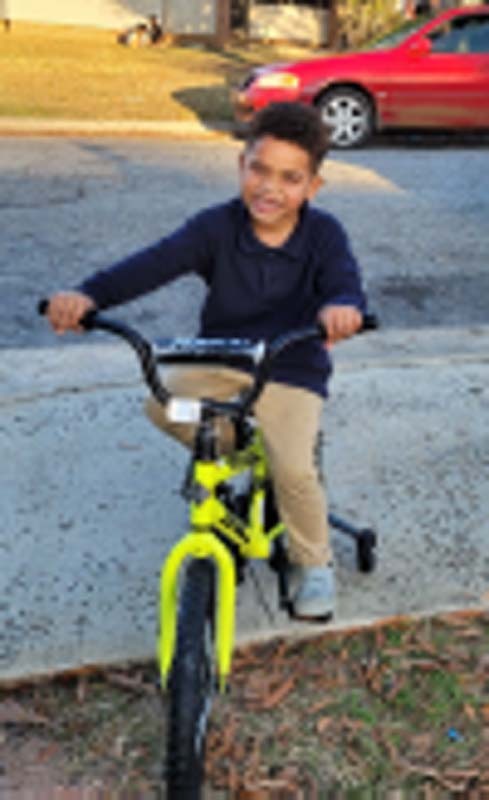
[79,197,367,397]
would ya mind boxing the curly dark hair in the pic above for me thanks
[246,102,329,172]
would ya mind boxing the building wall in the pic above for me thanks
[163,0,217,35]
[249,3,329,45]
[6,0,160,29]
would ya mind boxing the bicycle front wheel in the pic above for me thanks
[165,558,216,798]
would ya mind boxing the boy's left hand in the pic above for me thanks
[318,305,362,347]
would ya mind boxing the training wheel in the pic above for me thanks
[356,529,377,573]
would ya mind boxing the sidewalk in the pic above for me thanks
[0,117,232,138]
[1,325,488,682]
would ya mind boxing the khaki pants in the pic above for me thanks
[145,367,331,567]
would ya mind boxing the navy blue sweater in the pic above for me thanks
[79,198,366,397]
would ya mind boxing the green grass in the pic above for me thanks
[0,22,320,122]
[4,611,489,796]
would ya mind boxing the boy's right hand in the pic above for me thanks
[45,291,96,334]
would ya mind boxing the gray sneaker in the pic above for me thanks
[292,564,335,621]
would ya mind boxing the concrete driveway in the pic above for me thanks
[1,136,488,680]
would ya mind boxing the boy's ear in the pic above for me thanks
[307,173,324,200]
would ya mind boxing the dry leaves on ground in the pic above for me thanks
[1,609,489,797]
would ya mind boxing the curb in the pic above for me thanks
[0,117,234,139]
[3,605,487,689]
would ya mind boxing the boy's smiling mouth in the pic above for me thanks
[251,195,282,216]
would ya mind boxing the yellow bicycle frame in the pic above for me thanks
[157,429,285,692]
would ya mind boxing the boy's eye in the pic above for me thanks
[247,160,304,185]
[250,161,267,176]
[284,173,302,184]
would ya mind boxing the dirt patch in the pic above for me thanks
[1,609,489,797]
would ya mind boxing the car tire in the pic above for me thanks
[316,87,374,149]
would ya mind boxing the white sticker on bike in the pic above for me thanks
[167,397,202,423]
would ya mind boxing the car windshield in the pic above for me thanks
[369,17,431,49]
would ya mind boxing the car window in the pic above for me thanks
[429,15,489,54]
[371,19,428,49]
[465,20,489,53]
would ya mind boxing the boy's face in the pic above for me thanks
[239,135,323,237]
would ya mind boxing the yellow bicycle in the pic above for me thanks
[39,301,377,797]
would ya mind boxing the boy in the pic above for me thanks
[45,102,366,621]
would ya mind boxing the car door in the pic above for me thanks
[385,14,489,128]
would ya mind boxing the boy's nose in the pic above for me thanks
[260,174,280,194]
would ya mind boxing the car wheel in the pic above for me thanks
[317,88,374,149]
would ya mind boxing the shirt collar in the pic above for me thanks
[236,198,310,261]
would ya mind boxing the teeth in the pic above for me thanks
[255,199,278,211]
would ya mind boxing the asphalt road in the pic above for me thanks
[1,135,488,348]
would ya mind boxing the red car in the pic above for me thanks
[232,6,489,148]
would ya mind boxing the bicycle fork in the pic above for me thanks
[158,532,237,694]
[157,448,275,694]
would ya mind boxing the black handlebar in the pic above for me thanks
[38,299,378,416]
[38,299,170,405]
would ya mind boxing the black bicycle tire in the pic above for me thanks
[165,558,216,798]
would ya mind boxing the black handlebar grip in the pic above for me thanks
[78,309,98,330]
[361,312,379,331]
[317,311,379,340]
[316,319,327,339]
[37,298,97,330]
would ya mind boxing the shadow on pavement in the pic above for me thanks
[172,87,235,135]
[366,129,489,150]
